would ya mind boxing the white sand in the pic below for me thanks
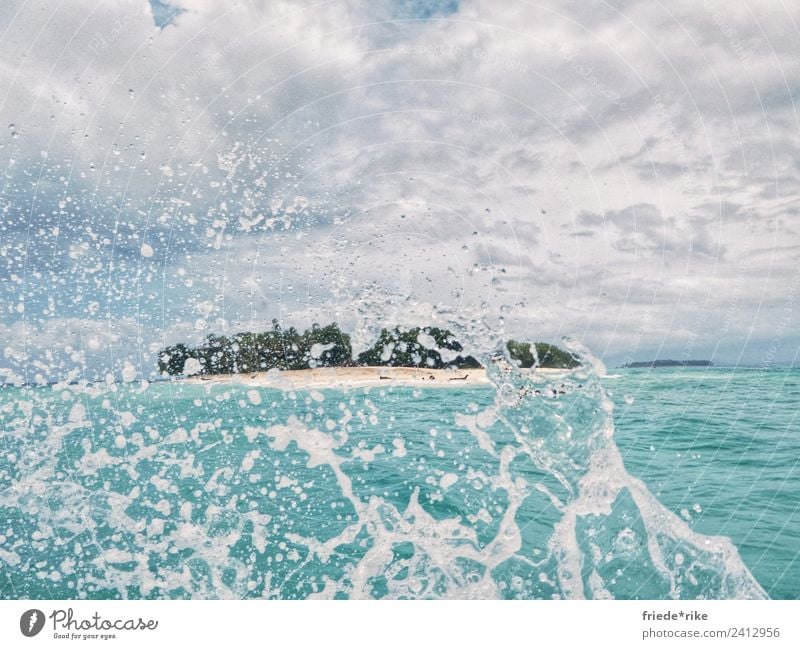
[183,366,569,390]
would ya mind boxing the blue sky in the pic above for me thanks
[147,0,186,28]
[0,0,798,383]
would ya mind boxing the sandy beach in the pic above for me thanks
[182,365,570,390]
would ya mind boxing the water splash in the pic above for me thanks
[0,338,766,599]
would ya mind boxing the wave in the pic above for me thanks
[0,343,766,599]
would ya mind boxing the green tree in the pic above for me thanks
[506,340,534,368]
[199,334,235,374]
[233,332,260,373]
[533,342,580,369]
[303,322,353,367]
[357,326,479,368]
[158,343,196,375]
[254,320,288,369]
[507,340,580,369]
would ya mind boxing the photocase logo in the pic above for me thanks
[20,609,45,637]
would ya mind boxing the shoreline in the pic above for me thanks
[182,366,570,390]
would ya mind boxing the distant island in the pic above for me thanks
[157,320,580,377]
[622,359,713,369]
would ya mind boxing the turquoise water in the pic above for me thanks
[609,367,800,599]
[0,365,794,599]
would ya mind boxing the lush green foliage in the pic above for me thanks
[158,320,352,375]
[158,322,578,375]
[506,340,580,369]
[356,326,481,369]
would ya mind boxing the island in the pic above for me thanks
[157,320,580,387]
[622,359,713,368]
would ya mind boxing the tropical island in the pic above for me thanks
[158,321,580,388]
[622,359,713,368]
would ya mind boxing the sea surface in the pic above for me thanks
[0,365,796,599]
[608,366,799,599]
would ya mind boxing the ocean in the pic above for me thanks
[0,365,796,599]
[609,366,799,599]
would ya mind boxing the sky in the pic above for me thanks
[0,0,798,383]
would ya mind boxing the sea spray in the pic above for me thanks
[0,344,768,599]
[482,343,767,599]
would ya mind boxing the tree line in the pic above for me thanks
[157,320,580,376]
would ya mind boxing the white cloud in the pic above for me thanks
[1,0,799,378]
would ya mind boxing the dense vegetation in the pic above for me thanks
[357,326,481,369]
[158,322,579,376]
[506,340,581,369]
[158,321,352,376]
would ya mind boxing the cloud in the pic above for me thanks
[577,202,723,257]
[1,0,799,379]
